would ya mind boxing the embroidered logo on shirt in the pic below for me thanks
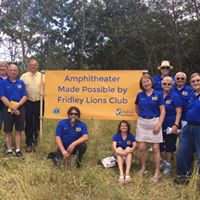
[152,96,158,101]
[127,140,131,145]
[17,85,22,89]
[166,100,172,104]
[76,127,82,132]
[182,91,188,96]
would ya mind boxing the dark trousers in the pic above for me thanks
[25,100,40,146]
[56,143,87,163]
[176,124,200,176]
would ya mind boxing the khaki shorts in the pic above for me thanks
[136,117,163,143]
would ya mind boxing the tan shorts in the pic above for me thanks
[136,117,163,143]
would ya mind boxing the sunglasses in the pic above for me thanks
[191,79,200,83]
[162,83,172,86]
[176,77,185,80]
[161,67,170,70]
[70,112,78,116]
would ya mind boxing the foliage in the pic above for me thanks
[0,0,199,73]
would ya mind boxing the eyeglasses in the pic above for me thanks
[161,67,170,70]
[70,112,78,116]
[191,79,200,83]
[162,83,172,86]
[176,77,185,80]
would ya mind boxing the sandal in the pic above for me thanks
[125,175,132,182]
[118,176,124,183]
[151,175,161,183]
[136,169,148,177]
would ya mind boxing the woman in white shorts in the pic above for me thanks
[135,73,166,183]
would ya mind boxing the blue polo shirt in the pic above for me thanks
[112,132,136,149]
[153,75,163,91]
[135,90,164,118]
[0,79,4,111]
[56,119,88,149]
[162,91,182,129]
[0,77,27,102]
[173,84,194,120]
[186,93,200,124]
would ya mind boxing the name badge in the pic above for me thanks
[127,140,131,145]
[152,96,158,101]
[166,100,172,104]
[76,127,82,132]
[17,85,22,89]
[182,91,188,96]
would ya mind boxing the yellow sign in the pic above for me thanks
[44,70,143,120]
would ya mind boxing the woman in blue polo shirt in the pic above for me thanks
[174,73,200,184]
[112,120,137,183]
[160,76,182,175]
[135,73,166,183]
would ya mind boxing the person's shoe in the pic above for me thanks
[174,175,190,185]
[53,156,63,167]
[76,157,82,168]
[26,145,32,153]
[163,163,172,175]
[6,151,15,158]
[15,151,25,159]
[118,176,125,184]
[151,174,161,183]
[160,160,167,170]
[125,175,132,182]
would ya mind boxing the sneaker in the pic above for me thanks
[160,160,167,170]
[76,156,82,168]
[53,155,63,167]
[174,175,190,185]
[163,163,172,175]
[6,151,15,158]
[16,151,25,159]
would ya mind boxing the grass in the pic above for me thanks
[0,119,199,200]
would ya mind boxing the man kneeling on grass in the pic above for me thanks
[54,106,89,168]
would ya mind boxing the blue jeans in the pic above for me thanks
[176,124,200,176]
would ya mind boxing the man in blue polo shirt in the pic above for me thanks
[174,73,200,185]
[0,64,27,158]
[153,60,174,91]
[173,72,194,128]
[54,106,89,167]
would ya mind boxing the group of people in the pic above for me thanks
[0,59,199,186]
[113,60,200,185]
[0,59,44,158]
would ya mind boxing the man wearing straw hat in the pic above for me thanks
[153,60,174,91]
[20,59,45,153]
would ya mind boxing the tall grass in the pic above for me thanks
[0,119,199,200]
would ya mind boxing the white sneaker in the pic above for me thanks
[163,163,172,175]
[160,160,167,169]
